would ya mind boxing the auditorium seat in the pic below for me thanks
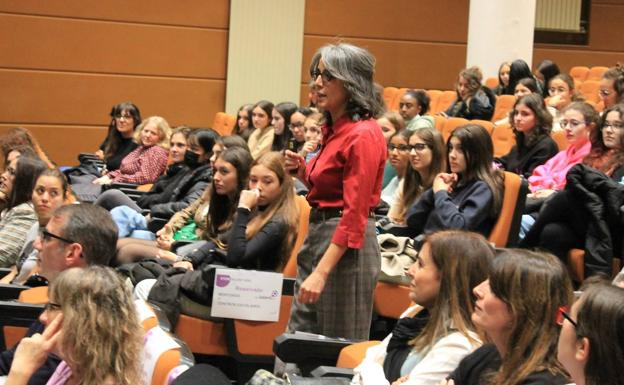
[491,123,515,158]
[579,80,601,105]
[485,77,499,89]
[470,119,494,135]
[491,94,516,122]
[586,66,609,81]
[426,90,443,114]
[383,87,399,110]
[434,91,457,115]
[569,66,590,82]
[488,172,528,248]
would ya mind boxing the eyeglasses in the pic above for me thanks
[39,229,75,244]
[310,68,335,82]
[556,306,577,327]
[408,143,430,152]
[114,114,133,121]
[599,89,612,97]
[602,121,624,130]
[44,301,62,312]
[289,122,305,130]
[559,120,586,129]
[388,144,411,153]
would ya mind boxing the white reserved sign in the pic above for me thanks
[210,268,283,321]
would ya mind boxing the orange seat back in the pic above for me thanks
[551,130,568,152]
[488,172,528,247]
[567,249,622,282]
[283,195,311,278]
[17,286,48,304]
[579,80,601,105]
[434,91,457,115]
[426,90,442,114]
[373,282,412,319]
[389,88,408,112]
[569,66,589,82]
[485,77,499,89]
[492,123,516,158]
[221,114,237,136]
[441,117,469,142]
[587,66,609,81]
[383,87,399,110]
[470,120,495,135]
[336,340,382,368]
[492,95,516,122]
[175,314,228,355]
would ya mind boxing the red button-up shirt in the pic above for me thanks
[306,116,387,249]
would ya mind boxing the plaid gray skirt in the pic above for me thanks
[286,215,380,340]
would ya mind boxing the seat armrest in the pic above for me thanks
[0,284,30,300]
[273,333,357,376]
[310,366,354,379]
[0,268,12,279]
[110,182,139,190]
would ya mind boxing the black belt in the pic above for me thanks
[309,207,375,221]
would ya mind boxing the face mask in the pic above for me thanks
[184,151,201,168]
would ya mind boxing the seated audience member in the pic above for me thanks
[381,130,413,208]
[95,101,142,171]
[115,146,253,264]
[136,151,298,322]
[300,112,324,163]
[513,77,539,99]
[599,64,624,110]
[0,203,118,385]
[520,102,597,237]
[0,156,47,267]
[95,128,216,220]
[387,127,446,226]
[3,266,143,385]
[444,66,496,121]
[547,74,583,131]
[0,127,55,169]
[491,61,511,96]
[93,115,171,186]
[378,111,406,144]
[272,102,299,152]
[247,100,275,159]
[496,94,559,178]
[444,249,572,385]
[557,281,624,385]
[405,125,503,238]
[352,230,493,385]
[534,59,560,99]
[308,79,319,108]
[399,90,434,131]
[9,169,69,284]
[234,103,254,142]
[504,59,539,96]
[520,104,624,277]
[289,107,315,152]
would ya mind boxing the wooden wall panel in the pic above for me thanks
[586,4,624,52]
[0,125,106,166]
[304,0,469,43]
[0,1,229,28]
[0,70,224,127]
[0,14,227,78]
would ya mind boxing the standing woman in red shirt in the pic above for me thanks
[285,43,386,340]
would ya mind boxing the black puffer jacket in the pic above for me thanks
[446,87,497,121]
[565,164,624,276]
[148,163,212,220]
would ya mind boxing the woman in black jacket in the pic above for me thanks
[95,128,217,221]
[444,66,496,121]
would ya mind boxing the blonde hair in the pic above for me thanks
[134,115,172,150]
[246,152,299,271]
[410,231,493,353]
[51,267,144,385]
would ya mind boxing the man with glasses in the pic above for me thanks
[0,203,118,385]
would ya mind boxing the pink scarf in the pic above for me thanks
[528,140,591,192]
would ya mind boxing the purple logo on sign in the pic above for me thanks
[216,274,231,287]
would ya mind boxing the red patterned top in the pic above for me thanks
[107,145,168,184]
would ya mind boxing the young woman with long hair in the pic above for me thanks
[445,249,573,385]
[444,67,496,121]
[271,102,299,152]
[491,61,511,96]
[557,281,624,385]
[534,59,560,99]
[599,65,624,109]
[497,94,559,178]
[97,101,142,171]
[0,155,47,267]
[5,266,144,385]
[247,100,275,159]
[388,127,446,225]
[381,130,413,208]
[353,230,494,385]
[233,103,254,142]
[406,124,504,238]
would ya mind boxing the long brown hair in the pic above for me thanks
[487,249,573,385]
[509,93,553,148]
[246,152,299,271]
[410,230,493,353]
[400,127,446,218]
[584,103,624,175]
